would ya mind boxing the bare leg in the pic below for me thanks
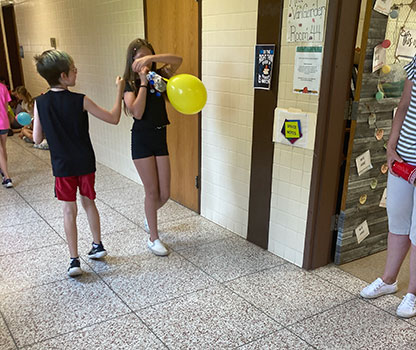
[408,243,416,295]
[80,195,101,244]
[382,232,411,284]
[134,156,162,242]
[21,128,33,141]
[62,201,78,258]
[155,155,171,209]
[0,134,9,179]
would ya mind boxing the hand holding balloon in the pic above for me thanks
[15,112,32,126]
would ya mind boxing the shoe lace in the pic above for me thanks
[371,279,384,291]
[401,295,416,309]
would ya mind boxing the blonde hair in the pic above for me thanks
[15,86,34,112]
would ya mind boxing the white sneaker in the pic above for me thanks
[144,217,150,233]
[397,293,416,318]
[360,278,398,299]
[147,238,169,256]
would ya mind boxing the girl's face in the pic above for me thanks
[133,47,153,69]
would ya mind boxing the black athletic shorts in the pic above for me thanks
[131,126,169,159]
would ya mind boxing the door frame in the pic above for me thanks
[303,0,362,269]
[143,0,202,213]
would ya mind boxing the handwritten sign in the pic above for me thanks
[374,0,392,15]
[372,45,386,73]
[285,121,301,138]
[396,27,416,60]
[355,220,370,244]
[356,150,373,176]
[287,0,327,43]
[379,188,387,208]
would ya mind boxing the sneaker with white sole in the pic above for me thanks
[87,241,107,259]
[67,258,83,277]
[360,277,398,299]
[396,293,416,318]
[2,178,13,188]
[147,238,169,256]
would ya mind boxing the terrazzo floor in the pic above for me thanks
[1,136,416,349]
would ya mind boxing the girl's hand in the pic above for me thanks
[138,67,150,83]
[387,146,403,175]
[116,76,125,89]
[132,56,152,73]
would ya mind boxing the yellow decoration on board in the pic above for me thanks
[382,65,391,74]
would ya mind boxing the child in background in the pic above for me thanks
[33,49,125,276]
[0,81,12,187]
[15,86,36,144]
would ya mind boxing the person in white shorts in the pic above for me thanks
[360,56,416,318]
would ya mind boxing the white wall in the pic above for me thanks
[14,0,145,182]
[201,0,258,237]
[268,1,327,266]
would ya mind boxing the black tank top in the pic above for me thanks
[36,90,96,177]
[124,79,170,130]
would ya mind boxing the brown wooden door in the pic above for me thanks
[145,0,200,212]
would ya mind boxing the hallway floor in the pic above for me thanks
[2,136,416,350]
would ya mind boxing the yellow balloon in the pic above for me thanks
[382,64,391,74]
[166,74,207,115]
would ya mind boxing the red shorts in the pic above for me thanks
[55,172,96,202]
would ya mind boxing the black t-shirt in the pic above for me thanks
[124,78,170,130]
[36,90,96,177]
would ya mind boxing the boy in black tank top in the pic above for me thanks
[33,50,125,277]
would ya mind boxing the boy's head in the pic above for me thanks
[34,50,76,87]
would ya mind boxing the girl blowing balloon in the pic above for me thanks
[123,38,182,256]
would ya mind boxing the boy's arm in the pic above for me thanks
[83,77,125,125]
[33,101,43,144]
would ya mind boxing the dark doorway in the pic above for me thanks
[1,5,24,89]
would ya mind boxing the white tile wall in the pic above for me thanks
[201,0,258,238]
[14,0,145,182]
[268,1,328,266]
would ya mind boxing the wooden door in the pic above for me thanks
[145,0,200,212]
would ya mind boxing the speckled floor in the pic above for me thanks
[1,137,416,349]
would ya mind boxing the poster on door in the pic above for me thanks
[396,27,416,60]
[287,0,327,43]
[254,44,275,90]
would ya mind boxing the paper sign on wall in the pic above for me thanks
[293,46,323,95]
[355,220,370,244]
[287,0,327,43]
[396,28,416,60]
[356,150,373,176]
[281,119,302,144]
[254,44,275,90]
[373,45,386,72]
[274,108,308,148]
[374,0,392,16]
[379,188,387,208]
